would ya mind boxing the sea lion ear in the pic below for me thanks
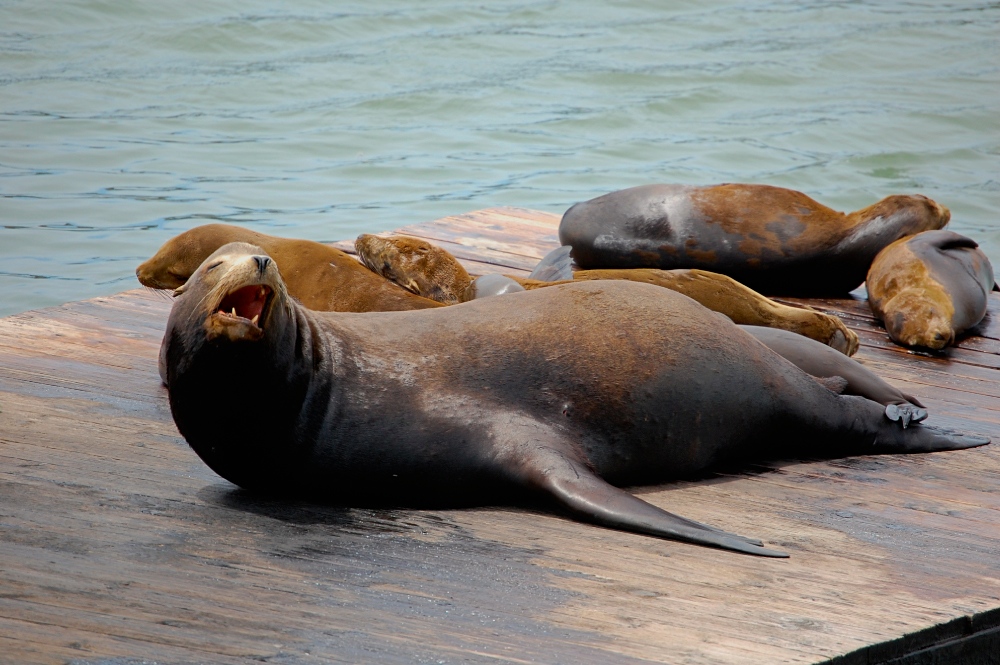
[172,283,188,297]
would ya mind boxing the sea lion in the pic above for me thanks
[558,184,951,295]
[355,234,859,355]
[867,230,996,350]
[162,243,988,557]
[137,224,443,312]
[355,233,471,305]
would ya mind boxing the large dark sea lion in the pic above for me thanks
[558,184,951,295]
[867,230,996,349]
[137,224,443,312]
[356,234,859,355]
[162,243,988,557]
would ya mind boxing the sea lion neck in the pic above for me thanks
[167,297,349,492]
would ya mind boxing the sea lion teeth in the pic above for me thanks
[231,307,237,317]
[251,315,259,325]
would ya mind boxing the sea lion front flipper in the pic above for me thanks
[463,274,526,300]
[528,245,575,282]
[929,232,980,252]
[515,449,787,557]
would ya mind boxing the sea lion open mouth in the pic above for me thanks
[205,283,274,342]
[217,284,273,328]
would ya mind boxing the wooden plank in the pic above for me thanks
[1,208,999,664]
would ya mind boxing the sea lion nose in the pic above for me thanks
[253,255,271,274]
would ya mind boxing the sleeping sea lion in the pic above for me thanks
[558,184,951,295]
[137,224,443,312]
[867,230,996,349]
[162,242,988,557]
[355,234,859,355]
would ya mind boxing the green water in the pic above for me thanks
[2,0,998,316]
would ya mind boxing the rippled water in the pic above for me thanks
[2,0,998,317]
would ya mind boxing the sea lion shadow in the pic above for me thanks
[197,464,792,533]
[197,481,520,532]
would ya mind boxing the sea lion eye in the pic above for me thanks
[205,260,224,273]
[417,245,430,253]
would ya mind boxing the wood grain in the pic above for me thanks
[1,209,998,664]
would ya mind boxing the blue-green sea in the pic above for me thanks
[2,0,998,317]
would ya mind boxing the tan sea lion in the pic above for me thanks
[137,224,443,313]
[867,230,996,350]
[558,184,951,295]
[355,234,859,355]
[162,243,988,557]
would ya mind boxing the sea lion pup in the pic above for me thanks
[558,184,951,296]
[162,243,988,557]
[137,223,443,312]
[355,234,859,355]
[867,230,996,350]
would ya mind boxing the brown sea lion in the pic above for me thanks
[355,234,859,355]
[558,184,951,295]
[355,233,471,305]
[162,243,988,557]
[137,224,443,313]
[867,230,996,350]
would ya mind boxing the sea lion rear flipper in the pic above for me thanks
[517,450,788,557]
[528,246,575,282]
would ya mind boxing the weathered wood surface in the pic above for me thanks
[1,207,999,664]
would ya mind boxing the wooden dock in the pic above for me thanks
[1,208,999,664]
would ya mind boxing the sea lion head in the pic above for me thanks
[162,242,289,380]
[856,194,951,237]
[883,293,955,350]
[163,242,309,492]
[137,224,253,290]
[355,234,471,304]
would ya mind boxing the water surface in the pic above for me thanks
[2,0,998,316]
